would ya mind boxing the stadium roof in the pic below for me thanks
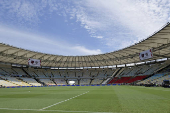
[1,23,170,68]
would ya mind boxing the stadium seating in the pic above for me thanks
[12,68,26,75]
[75,71,83,77]
[90,71,99,77]
[0,67,17,75]
[91,78,103,84]
[54,79,67,85]
[39,79,56,85]
[126,75,147,83]
[156,75,170,85]
[51,70,61,78]
[0,68,8,75]
[43,69,53,78]
[60,71,68,77]
[83,71,91,77]
[102,78,110,84]
[79,79,91,85]
[108,77,118,84]
[114,77,131,83]
[23,68,38,77]
[97,71,107,77]
[34,69,47,78]
[0,79,18,87]
[105,69,114,77]
[108,75,148,84]
[137,73,167,85]
[0,60,170,86]
[67,71,76,77]
[0,76,31,86]
[21,78,42,86]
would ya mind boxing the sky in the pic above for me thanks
[0,0,170,56]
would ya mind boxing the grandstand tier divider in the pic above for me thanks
[42,72,47,77]
[111,68,120,77]
[33,78,44,86]
[22,68,31,77]
[102,78,110,84]
[51,78,57,85]
[115,68,125,77]
[106,68,121,84]
[100,79,104,84]
[106,77,114,84]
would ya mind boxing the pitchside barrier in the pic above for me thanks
[4,84,121,88]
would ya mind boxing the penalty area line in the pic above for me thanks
[40,91,90,110]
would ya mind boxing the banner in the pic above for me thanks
[28,58,41,67]
[139,49,153,60]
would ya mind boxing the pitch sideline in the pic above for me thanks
[0,108,116,113]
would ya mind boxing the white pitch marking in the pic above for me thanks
[0,108,114,113]
[40,91,90,110]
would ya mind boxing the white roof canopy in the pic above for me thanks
[1,23,170,67]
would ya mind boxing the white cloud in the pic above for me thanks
[72,46,102,55]
[0,0,61,26]
[68,0,170,49]
[1,0,170,53]
[96,36,103,39]
[0,25,102,56]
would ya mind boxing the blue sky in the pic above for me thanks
[0,0,170,56]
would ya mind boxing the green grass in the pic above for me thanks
[0,86,170,113]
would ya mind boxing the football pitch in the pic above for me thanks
[0,86,170,113]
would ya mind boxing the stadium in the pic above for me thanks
[0,22,170,113]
